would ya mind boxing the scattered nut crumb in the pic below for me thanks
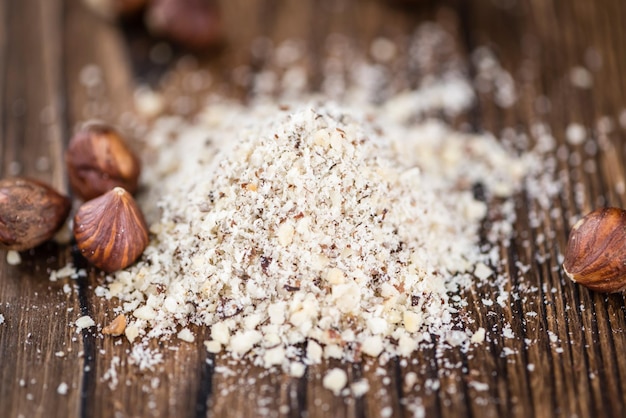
[323,368,348,396]
[474,263,493,280]
[134,86,165,118]
[468,380,490,392]
[370,37,397,63]
[102,314,127,337]
[133,305,156,320]
[128,344,163,371]
[471,327,486,344]
[289,362,306,378]
[125,324,140,343]
[203,340,221,354]
[75,315,96,332]
[351,379,370,397]
[49,262,77,282]
[6,250,21,266]
[569,66,593,89]
[57,382,68,395]
[404,372,418,391]
[177,327,195,343]
[566,123,587,146]
[380,406,393,418]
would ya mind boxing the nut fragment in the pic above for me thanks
[563,207,626,293]
[145,0,222,49]
[73,187,149,272]
[66,123,141,201]
[0,178,71,251]
[102,314,127,336]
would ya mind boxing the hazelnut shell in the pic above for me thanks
[83,0,147,19]
[562,207,626,293]
[73,187,149,272]
[145,0,222,50]
[0,177,71,251]
[66,123,141,201]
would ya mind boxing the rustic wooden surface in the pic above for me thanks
[1,0,626,417]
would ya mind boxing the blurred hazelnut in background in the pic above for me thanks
[82,0,223,51]
[83,0,148,20]
[145,0,222,50]
[65,122,141,201]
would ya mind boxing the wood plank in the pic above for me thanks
[0,1,83,418]
[463,2,626,418]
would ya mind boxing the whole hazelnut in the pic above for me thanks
[145,0,222,50]
[66,123,141,201]
[73,187,149,273]
[83,0,148,20]
[0,178,71,251]
[563,207,626,293]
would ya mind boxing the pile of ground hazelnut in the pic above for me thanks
[94,83,530,378]
[65,26,564,400]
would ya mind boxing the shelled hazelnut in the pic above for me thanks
[562,207,626,293]
[145,0,222,50]
[66,122,141,201]
[73,187,149,273]
[0,178,71,251]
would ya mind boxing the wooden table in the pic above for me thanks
[2,0,626,417]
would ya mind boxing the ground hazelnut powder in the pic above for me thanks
[95,91,528,374]
[24,23,569,406]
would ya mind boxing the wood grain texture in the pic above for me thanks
[1,0,626,417]
[0,1,83,418]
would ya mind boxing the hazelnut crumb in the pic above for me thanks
[6,250,21,266]
[57,382,69,395]
[102,314,127,336]
[323,368,348,395]
[203,340,222,353]
[75,315,96,332]
[289,362,306,377]
[125,324,139,343]
[177,327,195,342]
[351,379,370,397]
[471,327,486,344]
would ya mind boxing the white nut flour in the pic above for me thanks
[98,93,528,372]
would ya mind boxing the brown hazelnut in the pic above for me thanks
[66,123,141,201]
[0,177,71,251]
[83,0,148,20]
[563,207,626,293]
[73,187,149,272]
[145,0,222,50]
